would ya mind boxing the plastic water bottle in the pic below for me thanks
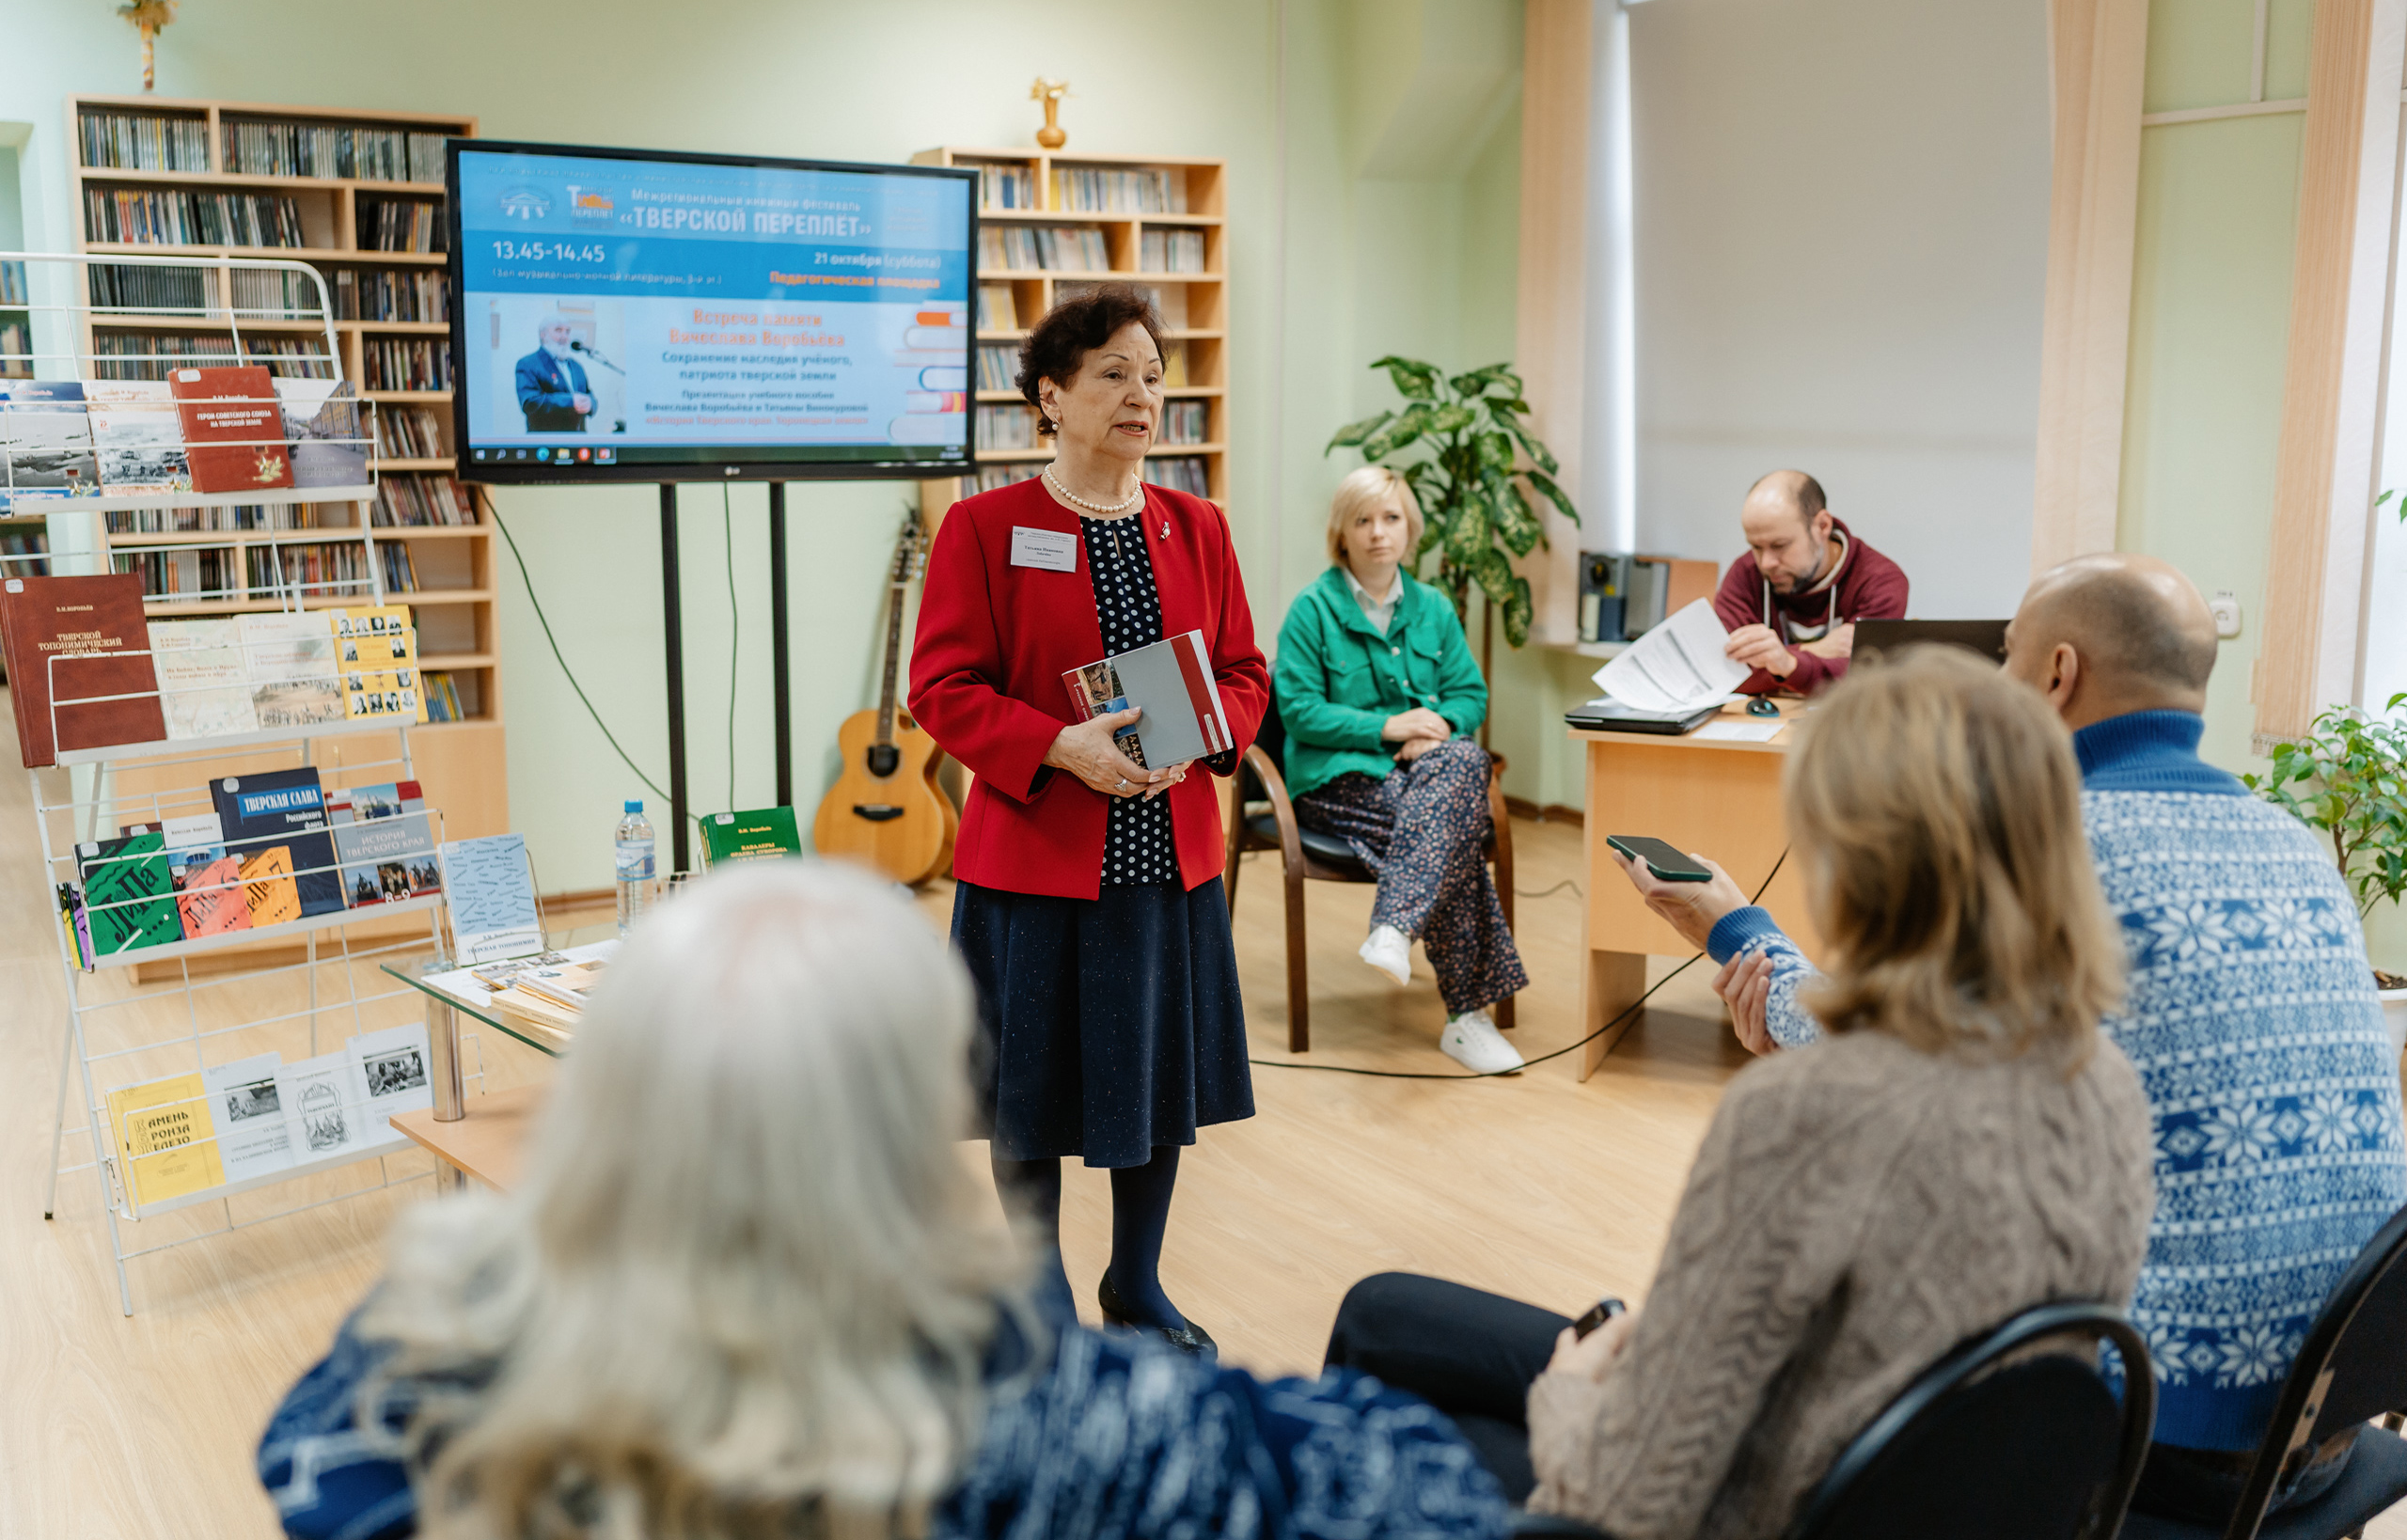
[614,799,657,937]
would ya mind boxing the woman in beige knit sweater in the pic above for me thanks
[1323,648,2157,1540]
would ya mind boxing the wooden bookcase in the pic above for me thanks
[908,146,1227,511]
[62,94,505,845]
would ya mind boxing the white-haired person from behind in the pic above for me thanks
[259,859,1510,1540]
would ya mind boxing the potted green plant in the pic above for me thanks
[1325,357,1577,659]
[2242,694,2407,1058]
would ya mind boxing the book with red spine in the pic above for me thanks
[1057,629,1230,770]
[0,572,167,766]
[167,365,293,495]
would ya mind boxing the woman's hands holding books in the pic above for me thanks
[1046,708,1160,798]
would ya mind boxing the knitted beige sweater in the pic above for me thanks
[1527,1029,2154,1540]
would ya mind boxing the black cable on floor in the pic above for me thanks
[1248,847,1788,1080]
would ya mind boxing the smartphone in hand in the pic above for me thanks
[1571,1296,1627,1339]
[1606,835,1713,884]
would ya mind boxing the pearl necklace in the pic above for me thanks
[1044,466,1143,516]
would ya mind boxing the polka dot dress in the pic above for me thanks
[1081,510,1178,886]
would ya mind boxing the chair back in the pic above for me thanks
[2219,1202,2407,1535]
[1241,688,1288,799]
[1783,1302,2153,1540]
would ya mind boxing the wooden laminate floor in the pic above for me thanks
[3,709,2401,1538]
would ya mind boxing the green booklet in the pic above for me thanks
[699,806,803,868]
[76,829,185,955]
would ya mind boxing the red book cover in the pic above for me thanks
[167,366,293,495]
[0,574,168,766]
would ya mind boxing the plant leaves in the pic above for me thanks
[1428,402,1477,436]
[1326,411,1394,452]
[1502,574,1534,648]
[1497,480,1544,558]
[1522,466,1579,527]
[1359,403,1435,462]
[1499,413,1561,476]
[1372,354,1441,401]
[1443,499,1492,569]
[1449,363,1523,399]
[1475,431,1515,474]
[1470,545,1516,606]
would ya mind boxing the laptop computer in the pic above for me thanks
[1565,699,1723,735]
[1852,620,2010,668]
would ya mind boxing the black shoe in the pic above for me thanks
[1097,1273,1217,1357]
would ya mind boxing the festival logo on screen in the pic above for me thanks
[499,188,550,221]
[565,184,616,223]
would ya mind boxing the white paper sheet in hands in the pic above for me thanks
[1591,600,1750,713]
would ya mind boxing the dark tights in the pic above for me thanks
[992,1145,1190,1330]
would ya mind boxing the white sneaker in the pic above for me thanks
[1360,924,1412,986]
[1440,1009,1525,1074]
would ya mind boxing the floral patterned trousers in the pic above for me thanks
[1292,738,1528,1015]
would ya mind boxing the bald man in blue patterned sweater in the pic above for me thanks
[1619,553,2407,1530]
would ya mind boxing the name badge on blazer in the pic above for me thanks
[1010,526,1078,572]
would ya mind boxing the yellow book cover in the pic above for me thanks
[1162,342,1188,389]
[341,670,429,723]
[106,1072,225,1207]
[241,843,302,927]
[327,605,414,641]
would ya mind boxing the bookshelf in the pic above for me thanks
[908,147,1227,511]
[64,95,505,846]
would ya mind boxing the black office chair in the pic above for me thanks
[1502,1301,2152,1540]
[2118,1204,2407,1540]
[1222,689,1515,1052]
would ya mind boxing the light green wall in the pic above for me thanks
[0,0,1531,889]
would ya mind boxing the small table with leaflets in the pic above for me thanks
[377,941,611,1189]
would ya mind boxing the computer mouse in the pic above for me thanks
[1747,696,1783,718]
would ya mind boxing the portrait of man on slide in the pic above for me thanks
[515,318,593,432]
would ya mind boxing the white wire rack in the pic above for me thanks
[5,252,480,1313]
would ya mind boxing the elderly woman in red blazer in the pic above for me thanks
[910,284,1267,1355]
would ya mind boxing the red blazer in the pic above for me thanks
[909,477,1268,900]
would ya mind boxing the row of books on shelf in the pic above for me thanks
[969,464,1041,495]
[85,187,307,248]
[0,366,366,506]
[1145,456,1213,497]
[109,502,349,532]
[1139,229,1207,274]
[92,333,335,382]
[356,197,446,255]
[65,774,439,966]
[1051,166,1190,214]
[971,401,1204,452]
[218,119,450,184]
[2,259,26,306]
[975,163,1038,209]
[376,404,446,459]
[334,267,448,323]
[975,344,1017,392]
[0,321,27,381]
[119,539,419,602]
[362,337,452,391]
[76,110,212,173]
[86,263,331,320]
[978,226,1109,273]
[101,1020,436,1207]
[2,532,49,574]
[0,575,434,763]
[373,473,474,526]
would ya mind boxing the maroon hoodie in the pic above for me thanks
[1709,517,1909,695]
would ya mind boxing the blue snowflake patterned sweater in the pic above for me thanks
[1704,710,2407,1452]
[260,1300,1508,1540]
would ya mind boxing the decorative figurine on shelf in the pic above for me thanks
[1031,78,1070,149]
[118,0,178,94]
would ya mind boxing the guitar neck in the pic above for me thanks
[874,576,906,745]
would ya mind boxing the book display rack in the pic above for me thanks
[61,96,505,845]
[31,658,476,1316]
[908,146,1227,512]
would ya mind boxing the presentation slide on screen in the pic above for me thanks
[455,149,972,469]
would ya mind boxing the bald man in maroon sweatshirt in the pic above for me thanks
[1709,470,1910,695]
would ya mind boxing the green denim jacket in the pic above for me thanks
[1272,565,1487,798]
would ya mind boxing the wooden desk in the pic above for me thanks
[1573,702,1822,1079]
[389,1083,543,1190]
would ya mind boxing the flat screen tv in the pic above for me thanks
[445,140,976,483]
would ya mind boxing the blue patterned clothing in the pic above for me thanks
[260,1304,1509,1540]
[1702,710,2407,1451]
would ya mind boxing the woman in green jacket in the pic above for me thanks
[1273,466,1528,1072]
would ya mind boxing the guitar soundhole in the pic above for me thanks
[867,744,901,778]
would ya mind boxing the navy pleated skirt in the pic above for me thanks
[952,877,1255,1169]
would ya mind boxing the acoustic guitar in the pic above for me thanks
[813,511,957,885]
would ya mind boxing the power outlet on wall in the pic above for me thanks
[2210,590,2243,638]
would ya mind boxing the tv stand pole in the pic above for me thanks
[659,483,691,874]
[768,481,793,808]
